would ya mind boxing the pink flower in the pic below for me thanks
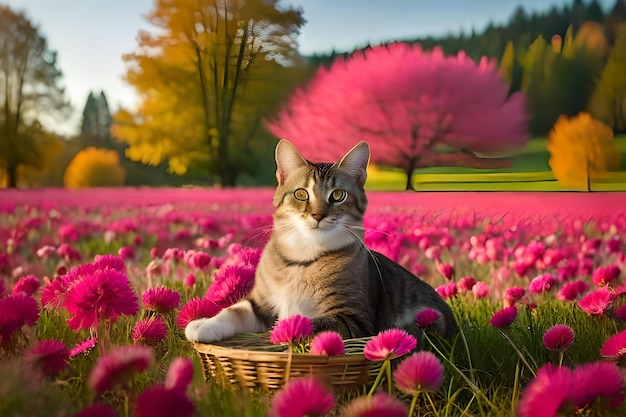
[205,264,256,308]
[132,317,168,343]
[142,287,180,313]
[164,357,194,393]
[528,273,556,294]
[615,304,626,321]
[577,287,615,316]
[542,324,575,352]
[414,308,440,328]
[57,243,81,262]
[88,345,153,393]
[435,282,457,299]
[570,361,624,409]
[607,235,622,253]
[270,315,313,345]
[489,306,517,329]
[436,263,454,280]
[93,254,127,272]
[183,273,196,287]
[0,293,39,343]
[503,286,526,307]
[556,280,589,301]
[177,297,221,329]
[363,329,417,361]
[393,351,444,394]
[36,245,57,259]
[62,268,139,330]
[600,330,626,360]
[12,275,40,296]
[457,276,476,293]
[71,404,117,417]
[69,337,98,357]
[518,364,574,417]
[592,265,621,287]
[135,384,194,417]
[118,245,135,260]
[268,377,335,417]
[26,339,70,376]
[310,331,345,356]
[0,279,5,298]
[339,392,407,417]
[472,281,491,299]
[190,252,211,270]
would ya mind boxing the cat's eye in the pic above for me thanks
[329,189,347,203]
[294,188,309,201]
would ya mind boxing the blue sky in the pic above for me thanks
[2,0,615,134]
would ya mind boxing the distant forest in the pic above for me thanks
[307,0,626,65]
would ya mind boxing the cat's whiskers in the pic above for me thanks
[339,224,385,286]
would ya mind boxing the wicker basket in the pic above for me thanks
[194,333,380,392]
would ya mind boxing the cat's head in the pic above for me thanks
[271,140,370,259]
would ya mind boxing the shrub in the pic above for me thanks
[63,147,125,188]
[547,112,619,191]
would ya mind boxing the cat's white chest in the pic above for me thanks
[267,270,318,319]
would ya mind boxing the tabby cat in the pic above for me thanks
[185,140,457,343]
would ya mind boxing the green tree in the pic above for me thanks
[0,5,68,188]
[80,91,113,149]
[114,0,306,186]
[588,23,626,132]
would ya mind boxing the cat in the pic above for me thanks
[185,140,457,344]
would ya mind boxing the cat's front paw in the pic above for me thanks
[185,318,232,343]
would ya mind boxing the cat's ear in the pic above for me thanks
[275,140,308,185]
[338,141,370,187]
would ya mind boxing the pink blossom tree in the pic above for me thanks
[266,43,529,190]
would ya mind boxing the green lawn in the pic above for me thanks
[366,136,626,191]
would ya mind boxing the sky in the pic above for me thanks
[2,0,615,135]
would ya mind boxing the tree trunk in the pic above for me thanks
[219,161,237,187]
[405,159,416,191]
[7,163,18,188]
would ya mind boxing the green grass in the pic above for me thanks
[365,136,626,191]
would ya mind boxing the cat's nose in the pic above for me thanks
[311,213,326,222]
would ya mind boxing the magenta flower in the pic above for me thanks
[268,376,335,417]
[142,287,180,313]
[503,286,526,307]
[183,273,196,287]
[542,324,575,352]
[12,275,40,296]
[26,339,70,376]
[435,282,457,299]
[176,297,221,329]
[135,384,194,417]
[528,273,556,294]
[472,281,491,299]
[600,330,626,360]
[0,293,39,343]
[577,287,615,316]
[457,276,476,293]
[415,308,440,328]
[270,315,313,345]
[88,345,153,393]
[310,331,345,356]
[71,404,117,417]
[165,357,194,392]
[556,280,589,302]
[592,264,621,287]
[364,329,417,361]
[132,317,168,343]
[57,243,81,262]
[62,268,139,330]
[190,252,211,270]
[571,361,624,409]
[93,254,127,272]
[0,279,5,298]
[393,351,445,394]
[339,392,408,417]
[518,364,574,417]
[436,262,454,280]
[205,264,255,308]
[489,306,517,329]
[69,337,98,357]
[118,245,135,260]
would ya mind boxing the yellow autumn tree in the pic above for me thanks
[63,147,125,188]
[547,112,619,191]
[112,0,307,186]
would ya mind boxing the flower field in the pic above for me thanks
[1,188,626,417]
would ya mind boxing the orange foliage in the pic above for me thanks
[63,147,125,188]
[547,112,619,190]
